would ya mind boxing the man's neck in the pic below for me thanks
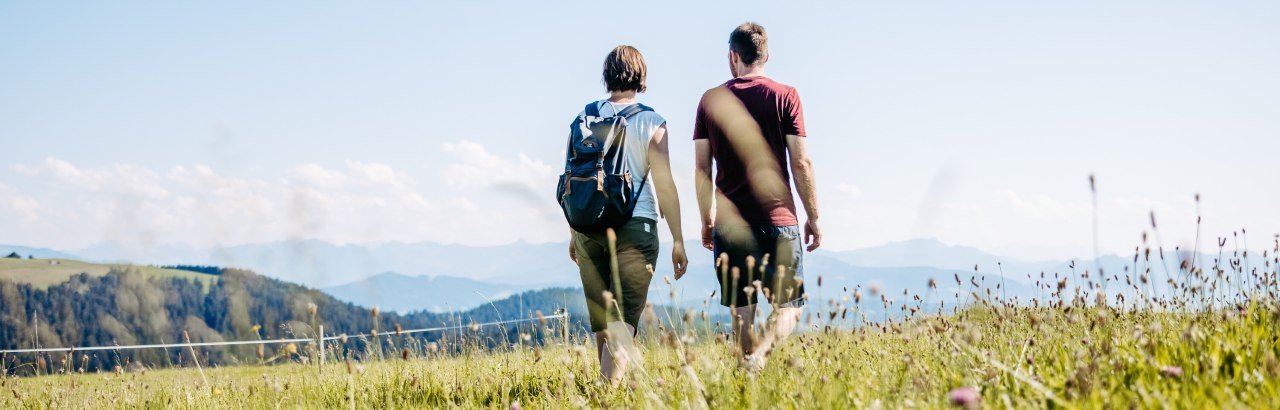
[735,66,766,79]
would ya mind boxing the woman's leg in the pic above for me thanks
[604,219,659,385]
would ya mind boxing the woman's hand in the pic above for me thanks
[672,243,688,279]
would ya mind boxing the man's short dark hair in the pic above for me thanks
[602,45,647,93]
[729,22,768,66]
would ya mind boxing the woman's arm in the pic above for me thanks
[648,124,688,278]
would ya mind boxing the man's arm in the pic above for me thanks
[694,139,714,251]
[648,125,687,278]
[786,135,822,251]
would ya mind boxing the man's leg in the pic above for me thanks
[751,305,802,357]
[731,304,757,356]
[748,225,807,358]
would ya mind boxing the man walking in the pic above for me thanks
[693,22,822,371]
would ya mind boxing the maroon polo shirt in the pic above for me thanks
[693,75,806,227]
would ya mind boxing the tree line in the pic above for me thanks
[0,267,586,376]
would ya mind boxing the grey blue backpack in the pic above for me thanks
[556,102,651,233]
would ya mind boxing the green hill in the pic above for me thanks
[0,262,584,376]
[0,257,217,289]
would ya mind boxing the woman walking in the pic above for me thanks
[560,45,687,385]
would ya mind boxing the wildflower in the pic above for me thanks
[510,401,522,410]
[1160,366,1182,378]
[948,386,980,409]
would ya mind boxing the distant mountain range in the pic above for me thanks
[5,238,1264,313]
[0,245,81,260]
[322,272,552,313]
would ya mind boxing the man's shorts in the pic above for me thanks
[712,224,807,308]
[574,218,659,333]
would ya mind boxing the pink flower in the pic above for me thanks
[1160,366,1183,378]
[948,386,980,409]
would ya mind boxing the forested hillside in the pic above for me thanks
[0,267,586,375]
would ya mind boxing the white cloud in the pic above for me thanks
[0,181,40,223]
[834,183,863,197]
[441,140,556,191]
[344,160,414,189]
[0,145,569,252]
[5,145,1264,263]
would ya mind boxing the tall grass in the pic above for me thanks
[2,186,1278,408]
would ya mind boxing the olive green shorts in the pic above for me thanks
[574,217,659,333]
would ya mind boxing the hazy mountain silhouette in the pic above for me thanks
[323,271,557,313]
[23,236,1262,313]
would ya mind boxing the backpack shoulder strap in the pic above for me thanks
[615,103,652,119]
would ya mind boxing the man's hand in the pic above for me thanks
[672,243,688,279]
[701,224,714,251]
[568,241,577,263]
[804,219,822,252]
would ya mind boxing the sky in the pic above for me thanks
[1,1,1277,261]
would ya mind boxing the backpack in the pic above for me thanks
[556,101,652,233]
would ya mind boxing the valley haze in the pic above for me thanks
[9,237,1255,313]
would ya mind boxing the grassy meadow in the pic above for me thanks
[3,214,1278,408]
[3,290,1277,408]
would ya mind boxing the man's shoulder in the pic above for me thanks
[756,76,798,94]
[697,84,738,109]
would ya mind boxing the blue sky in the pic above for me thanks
[1,1,1277,260]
